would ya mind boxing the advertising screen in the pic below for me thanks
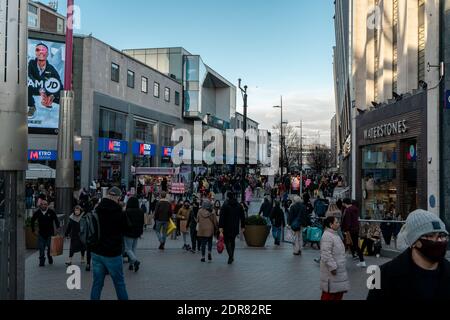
[27,39,65,134]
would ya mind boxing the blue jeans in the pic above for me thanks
[124,237,138,264]
[199,237,213,257]
[38,236,51,264]
[90,253,129,300]
[155,221,168,244]
[272,227,282,242]
[26,197,33,209]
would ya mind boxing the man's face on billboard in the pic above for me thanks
[35,45,48,61]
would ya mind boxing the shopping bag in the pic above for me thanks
[359,239,369,256]
[285,227,296,244]
[180,220,188,233]
[144,213,150,226]
[167,219,177,236]
[217,235,225,254]
[50,235,64,257]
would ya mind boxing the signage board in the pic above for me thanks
[98,138,128,154]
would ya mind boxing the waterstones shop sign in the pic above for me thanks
[364,120,408,140]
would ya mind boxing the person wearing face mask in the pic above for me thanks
[367,209,450,300]
[65,205,88,267]
[31,198,60,267]
[187,198,201,253]
[320,216,350,300]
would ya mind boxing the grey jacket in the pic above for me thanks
[320,228,350,294]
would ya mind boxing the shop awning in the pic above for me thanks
[26,164,56,180]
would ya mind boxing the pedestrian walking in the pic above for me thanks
[320,216,350,301]
[219,192,245,265]
[342,198,366,268]
[177,200,192,250]
[90,187,129,300]
[65,205,89,267]
[197,199,218,262]
[213,200,221,224]
[259,197,273,227]
[270,200,285,246]
[154,191,173,250]
[187,199,200,253]
[31,198,61,267]
[368,209,450,300]
[123,197,145,272]
[288,196,310,256]
[245,185,253,206]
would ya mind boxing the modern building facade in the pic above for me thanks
[333,0,441,220]
[330,115,338,169]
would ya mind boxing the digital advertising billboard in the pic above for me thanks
[27,39,65,134]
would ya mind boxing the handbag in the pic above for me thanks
[217,234,225,254]
[50,235,64,257]
[167,218,177,236]
[345,231,353,248]
[285,227,296,244]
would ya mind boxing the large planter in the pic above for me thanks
[244,225,270,247]
[25,227,39,250]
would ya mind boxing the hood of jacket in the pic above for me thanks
[199,208,213,218]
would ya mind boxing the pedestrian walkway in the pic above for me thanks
[25,228,389,300]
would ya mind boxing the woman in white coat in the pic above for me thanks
[320,216,350,300]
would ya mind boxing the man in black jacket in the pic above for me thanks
[367,209,450,300]
[154,191,173,250]
[31,198,60,267]
[28,43,63,117]
[259,197,273,226]
[90,187,129,300]
[219,192,245,265]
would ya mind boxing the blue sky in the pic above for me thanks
[50,0,336,144]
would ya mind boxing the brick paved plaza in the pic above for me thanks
[25,226,390,301]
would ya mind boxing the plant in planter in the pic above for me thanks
[243,215,270,247]
[25,217,39,250]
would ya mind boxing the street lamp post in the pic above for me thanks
[273,97,284,176]
[238,79,248,203]
[296,120,303,195]
[56,0,75,228]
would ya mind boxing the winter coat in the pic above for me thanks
[367,248,450,300]
[197,208,217,238]
[270,206,286,228]
[219,199,245,238]
[65,213,85,253]
[288,201,310,231]
[92,198,128,257]
[342,205,360,234]
[124,208,145,239]
[245,188,253,203]
[177,207,191,233]
[320,228,350,294]
[31,208,60,239]
[259,199,272,218]
[154,199,172,222]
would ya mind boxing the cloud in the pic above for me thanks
[238,87,336,146]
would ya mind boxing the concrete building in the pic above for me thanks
[27,30,186,189]
[330,115,338,169]
[333,0,441,220]
[28,1,65,34]
[439,0,450,230]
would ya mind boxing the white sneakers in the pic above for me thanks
[356,261,367,268]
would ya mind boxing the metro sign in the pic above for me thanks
[108,140,122,153]
[28,150,56,161]
[162,147,173,157]
[140,143,153,156]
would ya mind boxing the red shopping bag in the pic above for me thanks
[217,235,225,254]
[50,235,64,257]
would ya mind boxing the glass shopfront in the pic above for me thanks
[361,142,398,219]
[361,140,419,220]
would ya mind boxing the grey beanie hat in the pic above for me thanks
[108,186,122,197]
[403,209,448,246]
[202,199,213,211]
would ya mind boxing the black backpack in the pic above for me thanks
[79,210,100,248]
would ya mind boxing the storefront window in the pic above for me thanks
[99,153,123,185]
[99,109,127,140]
[134,120,154,143]
[361,143,398,219]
